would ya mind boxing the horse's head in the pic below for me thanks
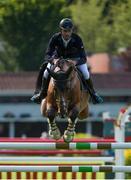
[47,59,75,92]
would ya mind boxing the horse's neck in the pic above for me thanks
[48,69,80,101]
[70,70,80,88]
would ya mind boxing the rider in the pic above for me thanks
[31,18,103,104]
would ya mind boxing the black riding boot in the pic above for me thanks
[85,78,103,104]
[31,77,50,104]
[31,62,48,103]
[33,62,48,95]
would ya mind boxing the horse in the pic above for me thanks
[41,58,90,142]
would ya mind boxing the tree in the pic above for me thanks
[0,38,18,72]
[0,0,68,71]
[108,0,131,51]
[69,0,110,53]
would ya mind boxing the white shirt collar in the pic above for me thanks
[62,36,71,47]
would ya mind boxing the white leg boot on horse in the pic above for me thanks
[63,118,78,143]
[48,119,61,140]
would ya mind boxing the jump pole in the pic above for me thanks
[0,149,102,155]
[0,138,115,142]
[0,165,130,172]
[0,142,130,149]
[0,156,114,163]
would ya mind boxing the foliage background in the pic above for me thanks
[0,0,131,71]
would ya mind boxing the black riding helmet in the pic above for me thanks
[59,18,73,30]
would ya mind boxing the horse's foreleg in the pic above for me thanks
[47,108,61,140]
[63,107,79,143]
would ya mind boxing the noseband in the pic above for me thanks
[53,72,70,92]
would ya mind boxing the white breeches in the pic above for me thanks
[77,63,90,79]
[43,63,52,79]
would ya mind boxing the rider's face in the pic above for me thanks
[61,28,73,40]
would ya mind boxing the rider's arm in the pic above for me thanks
[77,36,87,63]
[44,35,57,62]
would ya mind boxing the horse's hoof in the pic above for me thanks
[49,127,61,140]
[63,130,75,143]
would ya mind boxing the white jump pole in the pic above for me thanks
[0,142,130,149]
[115,106,131,179]
[0,165,130,172]
[0,156,114,163]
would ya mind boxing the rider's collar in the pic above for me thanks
[61,36,71,47]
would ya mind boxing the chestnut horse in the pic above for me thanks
[41,59,89,142]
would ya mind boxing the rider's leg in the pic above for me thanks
[77,63,103,104]
[34,62,48,94]
[31,63,51,104]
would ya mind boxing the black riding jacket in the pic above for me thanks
[45,32,87,65]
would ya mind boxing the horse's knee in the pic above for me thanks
[69,107,79,123]
[46,108,56,122]
[41,99,47,116]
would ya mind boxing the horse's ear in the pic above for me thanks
[47,68,58,79]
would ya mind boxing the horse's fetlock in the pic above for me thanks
[63,129,75,143]
[48,123,61,140]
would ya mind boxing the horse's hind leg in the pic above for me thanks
[63,107,79,143]
[46,108,61,140]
